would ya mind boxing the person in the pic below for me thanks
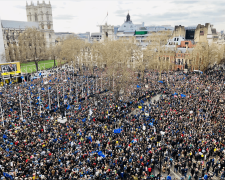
[166,174,172,180]
[8,63,15,72]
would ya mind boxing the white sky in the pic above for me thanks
[0,0,225,34]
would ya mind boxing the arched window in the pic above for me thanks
[49,34,51,39]
[47,23,51,29]
[41,23,44,29]
[46,11,49,21]
[105,32,108,38]
[29,12,32,21]
[35,13,38,22]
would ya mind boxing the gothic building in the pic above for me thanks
[26,0,55,46]
[0,1,55,63]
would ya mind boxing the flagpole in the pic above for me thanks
[101,73,102,92]
[57,85,59,107]
[76,79,78,101]
[0,101,3,127]
[48,85,51,110]
[96,75,97,93]
[38,87,41,115]
[28,90,32,116]
[70,81,71,103]
[18,88,23,120]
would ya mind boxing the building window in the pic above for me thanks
[185,42,189,45]
[174,38,176,41]
[35,13,38,22]
[200,31,204,35]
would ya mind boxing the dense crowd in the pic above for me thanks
[0,66,224,180]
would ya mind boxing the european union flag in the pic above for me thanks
[78,104,81,110]
[49,80,52,82]
[113,128,122,133]
[67,105,70,109]
[41,88,45,90]
[98,151,106,158]
[88,136,92,142]
[181,94,186,98]
[82,118,86,122]
[3,134,7,139]
[158,81,163,83]
[3,172,13,180]
[10,108,13,112]
[137,85,141,88]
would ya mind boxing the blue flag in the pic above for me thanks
[10,108,13,112]
[3,172,13,180]
[98,151,106,158]
[39,72,41,76]
[46,106,49,109]
[21,76,24,79]
[41,87,45,90]
[88,136,92,142]
[158,81,163,83]
[82,118,86,122]
[181,94,186,98]
[137,85,141,88]
[113,128,122,134]
[3,134,7,139]
[49,80,52,82]
[49,87,51,90]
[78,104,81,110]
[67,105,70,109]
[9,81,12,85]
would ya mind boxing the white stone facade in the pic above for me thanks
[26,1,55,46]
[0,18,6,63]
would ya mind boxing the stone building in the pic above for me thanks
[26,0,55,46]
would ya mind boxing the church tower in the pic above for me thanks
[26,1,55,46]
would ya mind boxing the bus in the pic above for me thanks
[0,62,22,85]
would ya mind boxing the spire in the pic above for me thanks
[126,12,131,22]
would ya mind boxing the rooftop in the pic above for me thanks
[1,20,39,29]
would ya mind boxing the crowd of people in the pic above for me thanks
[0,66,224,180]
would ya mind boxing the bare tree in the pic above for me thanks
[16,27,47,71]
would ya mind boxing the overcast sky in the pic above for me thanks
[0,0,225,34]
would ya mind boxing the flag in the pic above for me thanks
[41,88,45,90]
[82,118,86,122]
[137,85,141,88]
[3,172,13,180]
[88,136,92,142]
[9,81,12,85]
[46,106,49,109]
[49,87,51,90]
[181,94,186,98]
[49,80,52,82]
[131,139,138,143]
[10,108,13,112]
[21,76,24,79]
[67,105,70,109]
[158,81,163,83]
[98,151,106,158]
[113,128,122,134]
[3,134,7,139]
[39,72,41,76]
[78,104,81,110]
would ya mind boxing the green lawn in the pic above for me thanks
[21,60,58,73]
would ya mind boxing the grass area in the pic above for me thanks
[21,60,58,73]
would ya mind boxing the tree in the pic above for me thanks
[100,38,136,100]
[47,44,62,67]
[60,36,85,74]
[145,30,172,79]
[17,27,47,71]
